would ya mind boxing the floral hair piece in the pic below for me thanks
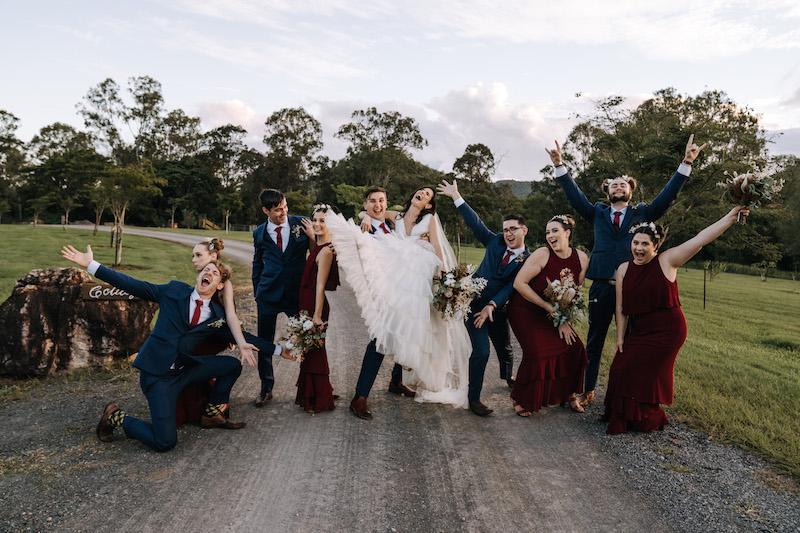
[629,221,664,242]
[549,214,573,227]
[312,203,331,214]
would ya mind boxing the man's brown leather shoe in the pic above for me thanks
[469,401,493,417]
[388,380,416,397]
[201,413,246,429]
[350,396,373,420]
[254,391,273,408]
[96,402,120,442]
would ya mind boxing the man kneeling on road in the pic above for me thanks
[62,244,291,452]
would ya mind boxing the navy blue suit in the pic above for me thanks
[354,221,403,398]
[93,265,276,452]
[252,215,310,394]
[456,201,529,402]
[557,167,688,391]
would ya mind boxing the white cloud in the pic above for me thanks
[195,99,263,146]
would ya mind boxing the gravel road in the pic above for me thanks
[2,227,798,532]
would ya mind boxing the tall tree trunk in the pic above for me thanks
[114,208,126,266]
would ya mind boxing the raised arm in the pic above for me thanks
[300,218,316,252]
[62,244,164,302]
[645,135,706,220]
[659,205,748,280]
[437,179,496,245]
[546,141,595,223]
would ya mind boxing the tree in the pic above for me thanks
[103,161,164,265]
[0,110,25,222]
[28,122,92,164]
[76,76,166,165]
[218,191,243,232]
[263,107,323,190]
[199,124,249,188]
[157,157,218,228]
[335,107,427,156]
[28,195,53,227]
[453,143,496,186]
[29,149,109,228]
[151,109,202,163]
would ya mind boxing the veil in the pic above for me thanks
[433,213,458,271]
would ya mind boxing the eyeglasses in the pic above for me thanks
[502,226,525,234]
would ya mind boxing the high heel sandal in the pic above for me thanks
[512,401,532,417]
[576,390,594,407]
[567,395,585,413]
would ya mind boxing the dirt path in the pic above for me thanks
[3,228,796,532]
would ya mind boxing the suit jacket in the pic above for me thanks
[557,169,688,280]
[251,215,310,312]
[457,201,529,309]
[94,265,275,376]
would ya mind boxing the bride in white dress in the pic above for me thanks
[325,187,471,408]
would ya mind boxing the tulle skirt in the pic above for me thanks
[326,213,470,408]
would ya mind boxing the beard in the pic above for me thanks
[609,191,631,203]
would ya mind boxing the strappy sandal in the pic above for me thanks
[567,395,585,413]
[512,401,532,417]
[576,390,595,407]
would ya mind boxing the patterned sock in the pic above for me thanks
[108,409,126,427]
[204,403,223,418]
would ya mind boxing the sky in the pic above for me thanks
[3,0,800,181]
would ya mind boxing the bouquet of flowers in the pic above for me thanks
[718,164,784,224]
[432,264,488,320]
[542,268,586,327]
[282,311,327,361]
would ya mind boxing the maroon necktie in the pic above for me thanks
[500,250,514,267]
[379,222,390,234]
[275,226,283,250]
[190,299,203,326]
[613,211,621,232]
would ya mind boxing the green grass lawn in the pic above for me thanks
[2,229,799,478]
[140,226,254,243]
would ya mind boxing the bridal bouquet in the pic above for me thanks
[282,311,327,361]
[543,268,586,327]
[432,264,488,320]
[718,164,784,224]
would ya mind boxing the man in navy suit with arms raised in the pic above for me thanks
[545,135,706,406]
[61,244,288,452]
[437,179,530,417]
[252,189,314,407]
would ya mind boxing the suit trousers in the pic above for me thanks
[584,281,616,392]
[122,355,242,452]
[257,305,297,394]
[466,307,515,403]
[355,339,403,398]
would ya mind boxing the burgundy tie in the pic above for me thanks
[613,211,621,232]
[190,299,203,326]
[501,250,514,267]
[275,226,283,250]
[379,222,390,234]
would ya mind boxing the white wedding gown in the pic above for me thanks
[326,212,470,409]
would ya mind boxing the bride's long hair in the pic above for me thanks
[400,186,437,225]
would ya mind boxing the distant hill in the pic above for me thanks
[495,179,532,199]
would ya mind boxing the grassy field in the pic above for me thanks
[2,227,799,478]
[141,226,254,243]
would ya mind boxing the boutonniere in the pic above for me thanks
[207,318,226,328]
[291,225,302,238]
[514,253,527,264]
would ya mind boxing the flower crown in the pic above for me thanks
[201,238,216,251]
[629,221,663,241]
[312,203,331,213]
[550,214,573,227]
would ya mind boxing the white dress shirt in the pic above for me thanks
[267,220,290,252]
